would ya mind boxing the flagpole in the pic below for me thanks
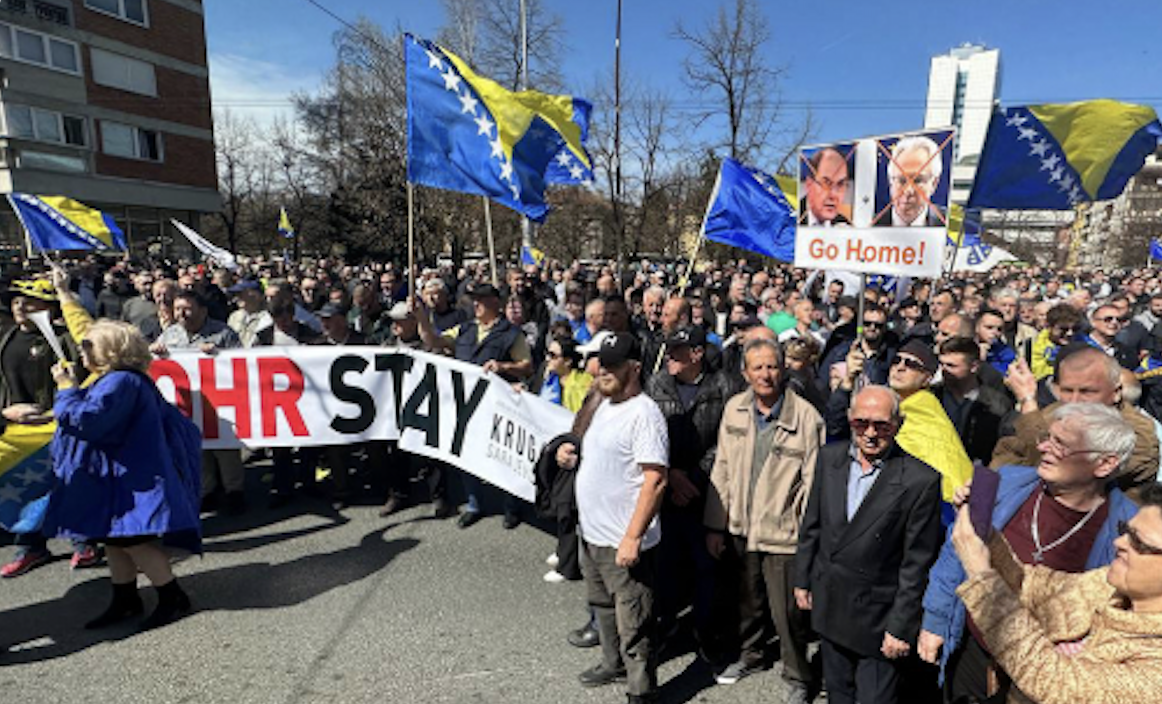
[407,182,415,301]
[482,196,498,287]
[652,231,705,375]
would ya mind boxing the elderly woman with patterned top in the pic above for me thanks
[41,271,202,631]
[951,486,1162,704]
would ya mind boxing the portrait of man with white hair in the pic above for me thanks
[876,135,947,228]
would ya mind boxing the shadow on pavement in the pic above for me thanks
[0,528,418,666]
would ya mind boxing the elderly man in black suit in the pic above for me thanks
[793,385,943,704]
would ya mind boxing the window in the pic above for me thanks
[101,120,161,161]
[84,0,146,26]
[90,47,156,96]
[4,104,86,146]
[0,22,80,74]
[19,150,85,173]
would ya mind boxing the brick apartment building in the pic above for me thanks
[0,0,217,253]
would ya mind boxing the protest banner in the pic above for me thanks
[795,128,955,278]
[148,348,574,502]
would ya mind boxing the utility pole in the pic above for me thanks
[613,0,625,276]
[519,0,534,251]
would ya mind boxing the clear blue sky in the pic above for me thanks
[205,0,1162,150]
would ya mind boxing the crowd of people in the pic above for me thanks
[4,249,1162,703]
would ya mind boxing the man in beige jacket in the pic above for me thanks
[704,337,826,703]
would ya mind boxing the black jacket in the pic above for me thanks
[793,442,943,657]
[645,368,730,518]
[644,369,731,499]
[930,381,1015,465]
[534,433,582,521]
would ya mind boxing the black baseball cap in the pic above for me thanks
[666,326,707,349]
[468,283,502,299]
[896,339,938,374]
[598,332,642,367]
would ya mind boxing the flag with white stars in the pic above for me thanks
[0,422,56,533]
[969,100,1161,210]
[405,34,593,221]
[8,194,126,252]
[701,157,797,261]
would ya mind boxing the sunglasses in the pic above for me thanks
[849,418,896,436]
[863,321,885,329]
[1117,520,1162,556]
[892,356,928,373]
[1096,316,1127,325]
[545,350,562,359]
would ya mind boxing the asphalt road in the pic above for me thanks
[0,472,804,704]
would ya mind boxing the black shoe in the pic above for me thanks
[223,491,247,516]
[568,623,601,648]
[457,510,482,529]
[139,579,192,632]
[85,582,143,629]
[502,512,521,530]
[199,493,220,514]
[432,498,455,519]
[578,663,627,688]
[627,695,659,704]
[267,491,290,509]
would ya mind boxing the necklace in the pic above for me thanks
[1030,489,1103,564]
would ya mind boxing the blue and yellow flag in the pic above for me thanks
[701,157,798,261]
[405,34,593,221]
[278,207,294,239]
[969,100,1162,209]
[0,423,56,534]
[8,194,126,251]
[896,390,973,507]
[520,245,545,267]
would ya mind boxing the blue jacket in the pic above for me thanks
[920,464,1137,683]
[42,371,201,550]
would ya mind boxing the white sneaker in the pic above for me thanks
[543,570,567,583]
[546,552,559,568]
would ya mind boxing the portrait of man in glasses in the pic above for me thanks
[800,146,852,227]
[875,135,947,228]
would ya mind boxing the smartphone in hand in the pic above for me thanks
[969,461,1000,539]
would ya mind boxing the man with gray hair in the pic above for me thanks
[997,346,1159,495]
[918,402,1140,703]
[794,385,943,704]
[878,135,946,227]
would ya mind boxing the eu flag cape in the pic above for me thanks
[701,157,798,261]
[405,34,592,221]
[969,100,1162,209]
[9,194,126,251]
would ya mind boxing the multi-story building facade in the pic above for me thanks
[0,0,217,253]
[924,44,1001,204]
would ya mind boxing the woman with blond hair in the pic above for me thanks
[42,273,201,631]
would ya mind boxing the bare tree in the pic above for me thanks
[213,109,265,254]
[674,0,802,165]
[437,0,481,62]
[475,0,564,91]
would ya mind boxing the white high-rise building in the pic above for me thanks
[925,44,1001,203]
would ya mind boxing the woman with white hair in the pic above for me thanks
[919,403,1140,703]
[40,271,201,631]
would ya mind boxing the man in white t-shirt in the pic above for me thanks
[571,332,669,704]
